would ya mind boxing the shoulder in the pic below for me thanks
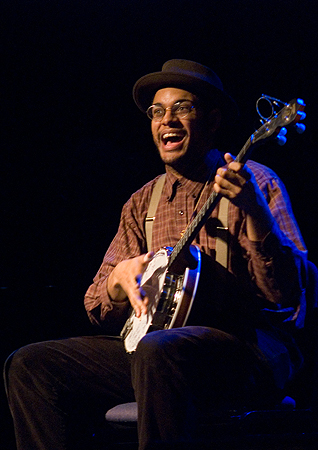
[122,174,166,216]
[131,174,166,202]
[246,160,281,187]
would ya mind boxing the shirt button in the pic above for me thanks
[179,210,184,215]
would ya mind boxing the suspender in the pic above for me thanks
[145,174,166,252]
[145,174,229,268]
[215,197,229,268]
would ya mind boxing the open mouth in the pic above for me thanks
[161,132,185,147]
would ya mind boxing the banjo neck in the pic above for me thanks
[168,98,306,271]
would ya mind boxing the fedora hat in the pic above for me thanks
[133,59,238,122]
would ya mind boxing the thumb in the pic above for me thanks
[143,251,155,264]
[224,152,235,164]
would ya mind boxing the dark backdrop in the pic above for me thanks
[1,1,317,447]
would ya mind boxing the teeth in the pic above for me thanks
[162,133,182,139]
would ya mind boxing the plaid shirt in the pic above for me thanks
[84,152,307,328]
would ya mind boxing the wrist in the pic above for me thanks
[107,268,127,302]
[246,210,274,242]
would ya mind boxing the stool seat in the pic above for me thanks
[105,402,138,428]
[105,401,318,449]
[105,398,297,425]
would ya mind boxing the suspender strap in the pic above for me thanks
[215,197,230,268]
[145,174,229,268]
[145,174,166,251]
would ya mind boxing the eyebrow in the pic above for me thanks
[152,99,194,106]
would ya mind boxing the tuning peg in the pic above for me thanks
[295,123,306,134]
[276,127,287,145]
[297,111,306,121]
[276,135,287,146]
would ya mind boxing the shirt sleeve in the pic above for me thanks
[238,170,307,325]
[84,189,150,327]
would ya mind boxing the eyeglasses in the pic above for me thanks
[146,101,196,121]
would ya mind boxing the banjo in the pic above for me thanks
[121,97,306,353]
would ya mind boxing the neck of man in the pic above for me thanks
[165,148,222,182]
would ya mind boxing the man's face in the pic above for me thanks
[150,88,212,170]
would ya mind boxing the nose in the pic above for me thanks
[162,107,177,124]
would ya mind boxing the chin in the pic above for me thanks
[162,156,188,172]
[161,154,183,166]
[159,148,186,164]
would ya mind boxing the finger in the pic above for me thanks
[216,168,245,190]
[224,153,247,176]
[130,291,148,317]
[125,254,154,317]
[228,164,252,185]
[135,276,149,303]
[136,273,142,286]
[224,152,235,164]
[217,163,250,188]
[130,277,149,317]
[142,251,155,264]
[214,175,241,198]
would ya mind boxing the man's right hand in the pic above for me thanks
[106,252,154,318]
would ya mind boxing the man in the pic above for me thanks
[5,60,307,450]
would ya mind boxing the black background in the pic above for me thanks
[1,1,317,447]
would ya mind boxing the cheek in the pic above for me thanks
[151,123,159,142]
[184,117,201,136]
[189,122,207,142]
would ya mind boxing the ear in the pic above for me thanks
[208,108,222,133]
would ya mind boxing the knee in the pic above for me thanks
[133,328,193,366]
[135,330,167,364]
[4,342,50,387]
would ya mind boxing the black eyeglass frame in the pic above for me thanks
[146,100,197,121]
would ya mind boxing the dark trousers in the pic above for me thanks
[4,326,299,450]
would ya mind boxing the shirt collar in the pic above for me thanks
[163,149,225,201]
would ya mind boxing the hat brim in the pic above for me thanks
[133,72,238,123]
